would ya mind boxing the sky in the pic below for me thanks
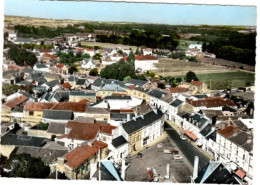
[4,0,257,26]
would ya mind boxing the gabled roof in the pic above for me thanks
[76,78,87,85]
[15,146,68,164]
[44,80,60,88]
[47,122,66,134]
[70,91,96,97]
[24,102,57,111]
[65,145,98,169]
[112,135,128,148]
[43,110,74,120]
[129,79,148,86]
[190,81,203,86]
[86,106,110,114]
[195,161,239,184]
[134,55,158,61]
[50,102,87,112]
[3,95,28,109]
[1,133,46,147]
[187,97,236,108]
[104,95,131,100]
[148,89,167,99]
[170,99,183,107]
[61,82,72,89]
[122,109,163,135]
[169,87,188,93]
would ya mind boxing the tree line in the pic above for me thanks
[96,29,180,50]
[202,32,256,66]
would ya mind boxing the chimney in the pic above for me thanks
[127,113,131,122]
[247,135,252,143]
[141,114,144,119]
[233,129,238,136]
[193,156,199,180]
[153,109,158,114]
[133,117,136,121]
[121,158,126,180]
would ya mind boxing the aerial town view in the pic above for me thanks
[0,0,257,184]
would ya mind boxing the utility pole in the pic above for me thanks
[98,147,101,181]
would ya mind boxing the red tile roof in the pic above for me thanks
[184,130,197,140]
[135,55,158,61]
[169,87,188,93]
[61,82,72,89]
[65,145,98,169]
[3,95,28,109]
[92,140,108,149]
[56,63,64,68]
[50,102,87,112]
[78,99,90,104]
[43,53,59,59]
[187,97,236,108]
[218,125,241,138]
[64,121,116,141]
[39,49,52,53]
[24,102,57,111]
[236,169,246,179]
[190,81,203,86]
[9,64,25,71]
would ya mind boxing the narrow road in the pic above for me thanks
[165,122,209,171]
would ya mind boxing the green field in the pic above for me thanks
[176,40,203,50]
[177,72,255,90]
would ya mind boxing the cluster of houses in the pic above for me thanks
[0,31,254,183]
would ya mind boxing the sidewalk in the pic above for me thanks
[165,120,214,161]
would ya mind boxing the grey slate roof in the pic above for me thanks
[110,113,135,120]
[15,146,68,164]
[129,79,148,86]
[68,76,78,82]
[47,122,66,134]
[193,94,208,99]
[229,132,253,152]
[104,95,132,100]
[15,37,34,43]
[36,63,48,69]
[45,80,60,88]
[148,89,167,99]
[20,91,38,101]
[112,135,128,148]
[23,68,34,73]
[86,106,109,114]
[195,162,239,184]
[1,133,46,147]
[170,99,183,107]
[76,78,87,85]
[70,91,96,97]
[43,110,74,120]
[200,124,214,138]
[122,109,163,135]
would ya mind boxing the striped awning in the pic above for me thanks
[184,130,197,140]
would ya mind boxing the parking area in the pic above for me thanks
[125,138,192,183]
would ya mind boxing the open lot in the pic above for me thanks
[153,58,232,76]
[198,57,255,72]
[81,41,137,50]
[125,138,192,183]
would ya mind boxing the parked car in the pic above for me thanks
[173,154,183,160]
[164,149,172,154]
[180,135,186,140]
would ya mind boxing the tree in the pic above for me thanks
[93,53,102,60]
[89,68,99,76]
[36,122,49,130]
[186,71,199,82]
[124,76,132,82]
[7,44,37,66]
[2,154,50,178]
[128,50,135,63]
[68,65,78,74]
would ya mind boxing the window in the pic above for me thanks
[29,111,34,116]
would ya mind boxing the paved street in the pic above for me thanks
[165,122,210,171]
[125,138,192,183]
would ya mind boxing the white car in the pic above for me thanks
[173,155,183,160]
[180,135,186,140]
